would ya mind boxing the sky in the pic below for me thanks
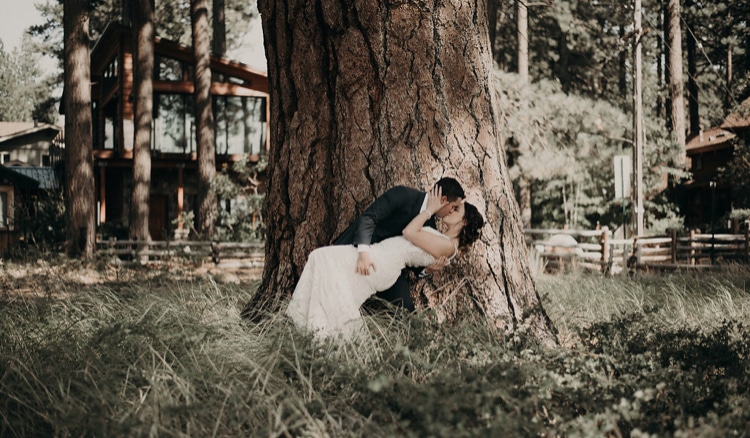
[0,0,46,52]
[0,0,267,72]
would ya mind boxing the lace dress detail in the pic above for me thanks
[286,227,450,341]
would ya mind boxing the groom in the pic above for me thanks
[332,177,466,311]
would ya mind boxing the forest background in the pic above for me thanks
[1,0,749,240]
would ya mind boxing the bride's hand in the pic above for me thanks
[424,255,449,275]
[426,186,447,215]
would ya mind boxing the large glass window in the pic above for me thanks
[157,56,184,81]
[104,115,115,150]
[153,93,195,154]
[102,58,118,95]
[156,56,194,82]
[214,96,266,156]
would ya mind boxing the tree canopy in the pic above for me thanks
[0,40,57,123]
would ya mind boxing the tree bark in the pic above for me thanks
[726,41,732,109]
[130,0,154,247]
[487,0,498,62]
[517,177,532,228]
[63,0,96,259]
[618,25,627,99]
[663,0,671,129]
[246,0,558,346]
[686,23,700,136]
[212,0,226,57]
[517,0,529,83]
[656,0,664,120]
[556,32,571,92]
[192,0,218,238]
[667,0,686,168]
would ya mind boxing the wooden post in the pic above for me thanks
[689,229,696,265]
[177,165,184,230]
[601,226,610,273]
[99,166,107,224]
[670,228,677,264]
[744,227,749,262]
[635,237,642,267]
[633,0,645,237]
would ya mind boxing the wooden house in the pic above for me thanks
[682,98,750,230]
[89,22,269,240]
[0,122,64,254]
[0,122,63,167]
[683,127,736,229]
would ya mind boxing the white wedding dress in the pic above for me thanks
[285,227,454,341]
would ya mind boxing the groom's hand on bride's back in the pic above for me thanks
[356,252,377,275]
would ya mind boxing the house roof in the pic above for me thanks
[685,127,736,155]
[721,97,750,130]
[0,122,37,137]
[0,166,60,190]
[91,21,268,92]
[0,122,62,151]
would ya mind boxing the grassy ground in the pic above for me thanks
[1,260,750,437]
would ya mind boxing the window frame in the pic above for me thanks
[0,185,14,231]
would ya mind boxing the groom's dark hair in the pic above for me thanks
[435,177,465,201]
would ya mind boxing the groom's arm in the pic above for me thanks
[354,186,417,276]
[353,185,415,246]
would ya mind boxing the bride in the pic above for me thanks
[285,186,484,341]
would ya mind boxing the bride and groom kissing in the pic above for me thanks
[285,177,485,341]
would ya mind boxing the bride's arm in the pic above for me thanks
[402,188,454,259]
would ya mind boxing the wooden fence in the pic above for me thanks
[633,229,750,270]
[96,239,265,269]
[525,227,630,274]
[525,227,750,274]
[98,229,750,273]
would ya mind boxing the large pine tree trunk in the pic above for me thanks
[667,0,686,168]
[192,0,217,238]
[130,0,154,247]
[63,0,96,259]
[248,0,557,346]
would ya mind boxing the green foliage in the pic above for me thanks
[0,41,56,123]
[15,190,67,255]
[2,266,750,436]
[211,157,266,242]
[719,138,750,208]
[490,0,750,129]
[495,70,683,230]
[29,0,260,81]
[682,0,750,117]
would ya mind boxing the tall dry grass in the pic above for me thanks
[1,261,750,436]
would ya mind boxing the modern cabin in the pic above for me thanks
[89,22,269,240]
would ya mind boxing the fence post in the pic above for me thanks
[670,228,677,264]
[631,236,642,270]
[211,242,220,265]
[689,229,696,265]
[600,227,610,274]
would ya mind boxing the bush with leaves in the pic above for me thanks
[211,157,266,242]
[494,70,683,231]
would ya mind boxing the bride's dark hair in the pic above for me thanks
[458,202,484,249]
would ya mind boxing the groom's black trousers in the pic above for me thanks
[371,273,415,312]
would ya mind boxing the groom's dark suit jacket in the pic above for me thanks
[332,185,436,311]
